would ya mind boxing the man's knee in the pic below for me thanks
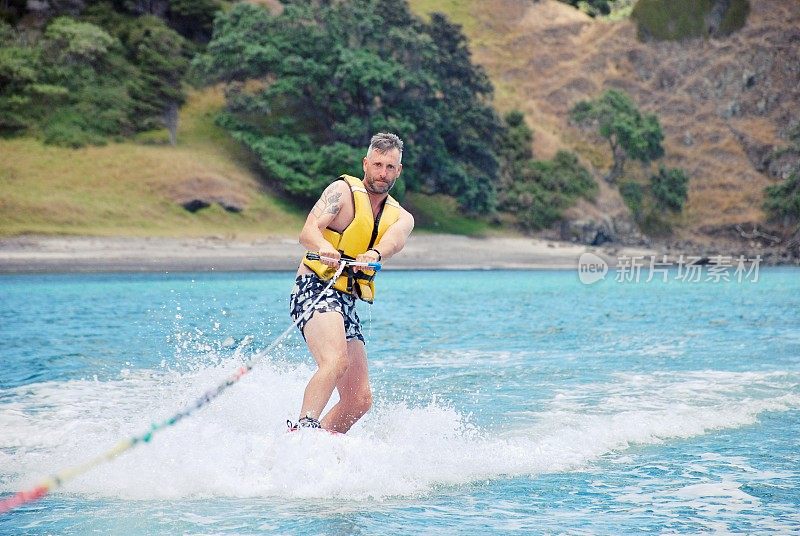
[319,351,350,381]
[347,388,372,415]
[360,390,373,413]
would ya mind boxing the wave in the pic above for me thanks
[1,358,798,501]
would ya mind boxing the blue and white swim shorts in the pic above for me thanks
[289,273,365,343]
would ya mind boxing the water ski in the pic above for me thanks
[286,419,341,435]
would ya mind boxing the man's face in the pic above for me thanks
[363,148,402,195]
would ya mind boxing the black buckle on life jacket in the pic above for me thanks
[337,251,375,297]
[338,252,357,294]
[353,271,375,283]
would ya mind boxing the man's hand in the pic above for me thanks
[353,249,380,272]
[317,244,341,268]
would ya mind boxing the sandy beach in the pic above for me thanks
[0,234,658,273]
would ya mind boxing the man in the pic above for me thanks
[288,133,414,433]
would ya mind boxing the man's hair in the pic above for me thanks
[366,132,403,162]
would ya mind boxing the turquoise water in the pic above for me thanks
[1,269,799,534]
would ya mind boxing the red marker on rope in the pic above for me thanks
[0,486,49,514]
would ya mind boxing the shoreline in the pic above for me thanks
[0,235,659,273]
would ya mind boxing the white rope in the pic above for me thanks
[246,261,348,367]
[0,259,362,515]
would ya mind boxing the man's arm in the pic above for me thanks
[356,208,414,268]
[299,180,350,267]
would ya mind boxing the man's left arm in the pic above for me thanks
[356,208,414,267]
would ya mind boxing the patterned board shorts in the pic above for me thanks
[289,273,365,343]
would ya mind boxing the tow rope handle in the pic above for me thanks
[305,252,382,271]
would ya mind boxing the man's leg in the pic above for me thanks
[298,311,349,421]
[320,339,372,434]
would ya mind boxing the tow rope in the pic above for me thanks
[0,255,380,514]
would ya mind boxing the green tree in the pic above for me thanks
[43,15,116,62]
[198,1,502,213]
[570,89,664,183]
[0,5,192,146]
[83,4,190,125]
[37,17,136,146]
[650,166,689,212]
[497,110,533,189]
[123,15,189,143]
[418,12,501,212]
[571,90,689,234]
[0,21,43,133]
[764,172,800,225]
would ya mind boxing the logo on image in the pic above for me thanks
[577,252,608,285]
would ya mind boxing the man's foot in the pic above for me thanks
[286,415,322,431]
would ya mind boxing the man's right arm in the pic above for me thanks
[299,181,348,267]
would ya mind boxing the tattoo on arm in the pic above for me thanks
[312,185,343,218]
[324,192,342,215]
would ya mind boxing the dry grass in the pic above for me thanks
[0,86,305,238]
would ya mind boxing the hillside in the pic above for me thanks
[2,0,798,258]
[0,84,495,239]
[409,0,800,258]
[0,0,501,240]
[0,85,311,237]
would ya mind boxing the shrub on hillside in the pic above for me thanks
[632,0,750,41]
[650,166,689,212]
[617,167,689,235]
[619,180,644,219]
[762,122,800,225]
[501,150,597,231]
[498,110,533,179]
[764,172,800,225]
[496,111,596,230]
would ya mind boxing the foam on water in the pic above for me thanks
[612,449,800,534]
[1,354,799,502]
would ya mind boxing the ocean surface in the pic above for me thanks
[1,269,799,535]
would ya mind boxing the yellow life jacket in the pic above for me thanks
[303,175,401,303]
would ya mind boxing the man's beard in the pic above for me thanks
[365,174,395,194]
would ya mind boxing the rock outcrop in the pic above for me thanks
[166,175,249,214]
